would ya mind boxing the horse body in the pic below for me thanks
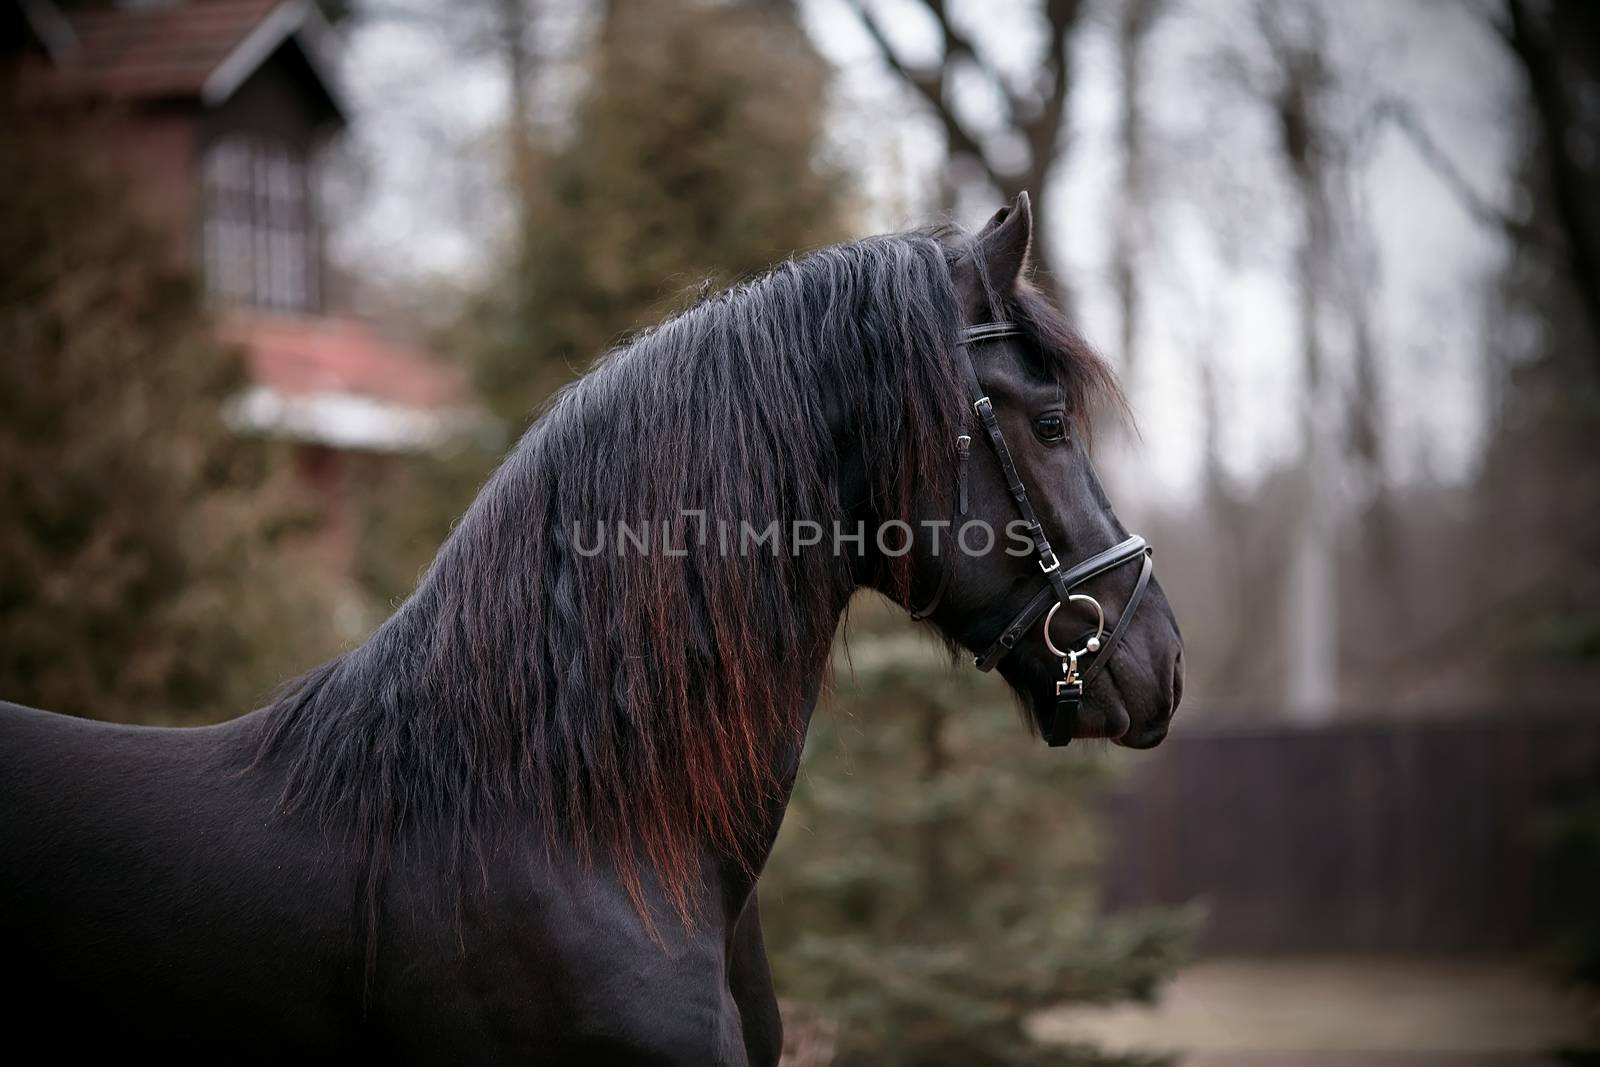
[1,196,1182,1062]
[2,697,792,1062]
[2,694,813,1062]
[0,703,365,1053]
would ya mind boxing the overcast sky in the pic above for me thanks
[328,0,1519,508]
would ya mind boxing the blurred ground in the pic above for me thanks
[1029,956,1597,1064]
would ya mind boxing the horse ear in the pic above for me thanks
[981,191,1032,291]
[958,191,1033,315]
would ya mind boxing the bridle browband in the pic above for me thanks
[910,321,1154,747]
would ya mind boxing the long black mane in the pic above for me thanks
[253,228,1117,925]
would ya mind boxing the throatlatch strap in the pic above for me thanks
[909,433,972,621]
[956,434,970,514]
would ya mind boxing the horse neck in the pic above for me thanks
[707,438,880,882]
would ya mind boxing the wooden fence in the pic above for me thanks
[1098,711,1600,954]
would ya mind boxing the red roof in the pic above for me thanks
[226,312,469,411]
[25,0,342,116]
[58,0,278,100]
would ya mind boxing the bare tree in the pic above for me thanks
[496,0,539,198]
[1111,0,1166,383]
[1500,0,1600,372]
[1257,2,1340,719]
[1366,1,1600,375]
[843,0,1085,300]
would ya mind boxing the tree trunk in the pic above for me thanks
[1265,7,1340,720]
[1503,0,1600,375]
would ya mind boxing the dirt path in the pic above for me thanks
[1029,956,1596,1065]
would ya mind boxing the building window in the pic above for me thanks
[202,136,316,312]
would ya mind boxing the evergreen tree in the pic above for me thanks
[763,602,1196,1066]
[0,106,336,723]
[468,0,849,424]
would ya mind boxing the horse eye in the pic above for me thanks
[1034,413,1066,442]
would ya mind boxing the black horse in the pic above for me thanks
[1,195,1182,1062]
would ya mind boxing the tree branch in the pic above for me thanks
[843,0,1084,303]
[1368,96,1533,242]
[843,0,1083,197]
[923,0,1026,132]
[1501,0,1600,373]
[841,0,1008,193]
[1022,0,1078,191]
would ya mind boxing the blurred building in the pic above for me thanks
[4,0,475,578]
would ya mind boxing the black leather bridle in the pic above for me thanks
[910,321,1154,746]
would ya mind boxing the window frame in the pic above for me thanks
[201,133,317,313]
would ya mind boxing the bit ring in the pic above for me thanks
[1043,593,1105,660]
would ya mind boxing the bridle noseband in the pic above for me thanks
[910,321,1154,747]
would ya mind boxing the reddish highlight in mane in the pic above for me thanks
[253,229,1118,936]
